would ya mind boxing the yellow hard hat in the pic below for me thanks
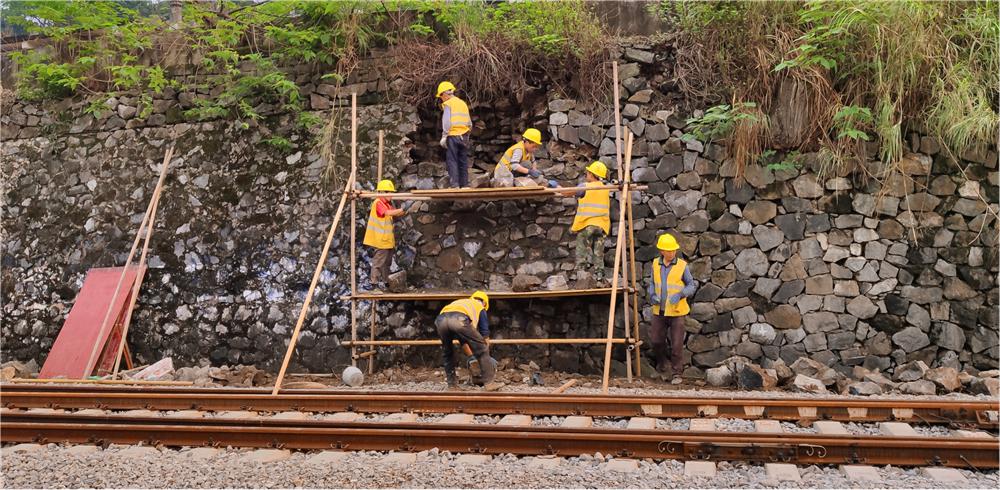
[471,290,489,311]
[657,233,680,251]
[436,81,456,97]
[522,128,542,145]
[586,161,608,179]
[376,179,396,192]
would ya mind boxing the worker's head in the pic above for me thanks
[471,290,489,311]
[585,161,608,182]
[657,233,680,262]
[436,81,456,101]
[522,128,542,152]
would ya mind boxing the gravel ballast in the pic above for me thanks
[2,445,997,489]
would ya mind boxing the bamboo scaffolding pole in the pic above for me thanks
[627,186,643,377]
[345,288,633,301]
[110,153,167,379]
[368,129,384,375]
[368,300,376,374]
[612,61,632,383]
[601,131,634,394]
[343,338,631,347]
[272,93,359,395]
[84,144,175,378]
[350,199,357,368]
[351,184,646,201]
[551,379,577,394]
[377,130,384,181]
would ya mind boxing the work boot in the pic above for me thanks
[468,357,481,378]
[446,373,459,389]
[477,354,497,385]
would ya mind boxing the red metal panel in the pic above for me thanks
[39,266,144,379]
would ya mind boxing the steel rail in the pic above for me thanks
[1,388,996,427]
[1,412,996,468]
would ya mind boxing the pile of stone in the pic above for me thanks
[171,364,268,387]
[705,355,1000,397]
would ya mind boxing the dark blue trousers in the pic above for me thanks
[445,134,470,187]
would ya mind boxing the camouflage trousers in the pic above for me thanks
[574,225,607,280]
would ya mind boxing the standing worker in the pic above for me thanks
[647,232,699,384]
[437,81,472,188]
[435,291,498,390]
[363,179,407,291]
[493,128,547,187]
[558,161,611,287]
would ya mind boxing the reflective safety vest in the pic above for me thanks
[651,257,690,317]
[362,200,394,249]
[494,141,533,176]
[442,97,471,136]
[570,181,611,234]
[440,298,484,326]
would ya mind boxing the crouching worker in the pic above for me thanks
[492,128,554,188]
[436,291,498,389]
[363,180,407,291]
[648,233,699,384]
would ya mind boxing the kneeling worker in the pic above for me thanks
[363,179,407,291]
[492,128,547,187]
[648,232,698,384]
[436,291,497,389]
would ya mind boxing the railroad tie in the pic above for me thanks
[954,429,995,439]
[878,422,918,437]
[526,456,563,469]
[215,410,260,420]
[497,414,532,426]
[605,459,639,473]
[439,413,476,424]
[182,448,220,460]
[764,463,802,482]
[752,419,783,433]
[242,449,291,463]
[122,409,159,418]
[625,417,656,430]
[683,461,717,478]
[306,451,348,465]
[164,410,204,419]
[384,412,419,423]
[688,418,716,431]
[325,411,361,422]
[840,464,882,482]
[269,411,309,421]
[813,420,850,435]
[454,454,492,466]
[561,416,593,428]
[921,467,967,482]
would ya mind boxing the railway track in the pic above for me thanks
[2,385,997,427]
[1,385,998,473]
[1,409,998,469]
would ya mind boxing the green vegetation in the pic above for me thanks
[659,0,999,174]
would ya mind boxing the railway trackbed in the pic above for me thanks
[1,385,997,427]
[1,385,998,472]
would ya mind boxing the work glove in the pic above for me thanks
[547,179,559,188]
[669,293,683,305]
[527,169,541,178]
[439,135,448,148]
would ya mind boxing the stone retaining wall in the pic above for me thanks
[2,41,997,378]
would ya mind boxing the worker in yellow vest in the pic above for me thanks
[492,128,545,187]
[436,291,498,389]
[558,161,611,287]
[362,180,407,291]
[437,81,472,188]
[647,233,699,384]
